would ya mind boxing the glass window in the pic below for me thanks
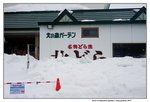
[81,28,99,38]
[113,43,146,58]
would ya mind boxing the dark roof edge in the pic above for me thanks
[38,20,146,25]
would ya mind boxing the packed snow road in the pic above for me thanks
[4,54,146,98]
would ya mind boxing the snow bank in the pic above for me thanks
[4,54,146,98]
[4,4,89,12]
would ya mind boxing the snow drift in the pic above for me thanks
[4,54,146,98]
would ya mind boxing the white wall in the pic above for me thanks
[132,24,146,42]
[111,24,132,43]
[110,24,146,43]
[39,24,146,60]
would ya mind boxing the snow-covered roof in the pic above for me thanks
[109,4,146,9]
[4,4,89,12]
[4,7,146,29]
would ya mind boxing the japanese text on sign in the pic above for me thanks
[10,83,25,94]
[51,50,106,60]
[68,44,93,49]
[46,32,76,38]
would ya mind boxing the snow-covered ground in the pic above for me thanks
[4,54,146,98]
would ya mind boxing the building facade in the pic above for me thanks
[4,7,146,60]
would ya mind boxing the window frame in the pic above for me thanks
[81,27,99,38]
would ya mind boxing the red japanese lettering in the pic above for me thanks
[83,44,87,49]
[88,44,93,49]
[73,45,78,49]
[68,45,72,49]
[78,44,83,49]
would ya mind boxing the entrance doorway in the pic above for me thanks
[4,32,39,59]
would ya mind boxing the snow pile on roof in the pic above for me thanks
[58,9,73,16]
[4,4,89,12]
[81,19,96,22]
[133,8,140,12]
[112,18,130,21]
[4,54,146,98]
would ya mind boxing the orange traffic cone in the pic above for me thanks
[56,78,61,91]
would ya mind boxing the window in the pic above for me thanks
[113,43,146,58]
[81,27,99,38]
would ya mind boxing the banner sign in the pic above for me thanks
[10,83,25,94]
[68,44,93,49]
[46,32,76,38]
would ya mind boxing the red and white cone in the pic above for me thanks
[55,78,61,91]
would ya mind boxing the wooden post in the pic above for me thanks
[27,44,30,69]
